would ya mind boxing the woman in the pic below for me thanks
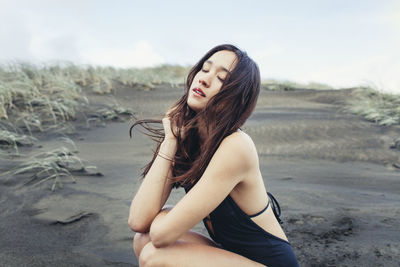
[128,44,299,267]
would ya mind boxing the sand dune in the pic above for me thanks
[0,84,399,266]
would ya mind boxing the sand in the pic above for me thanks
[1,84,399,266]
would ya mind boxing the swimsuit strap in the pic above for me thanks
[247,192,283,224]
[248,201,270,218]
[267,192,283,224]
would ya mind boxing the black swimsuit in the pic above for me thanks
[183,186,299,267]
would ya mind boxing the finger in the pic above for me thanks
[162,117,176,138]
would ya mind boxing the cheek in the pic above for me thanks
[209,85,223,98]
[191,73,201,86]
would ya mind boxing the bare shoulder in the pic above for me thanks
[218,130,259,168]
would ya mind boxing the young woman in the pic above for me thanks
[128,44,299,267]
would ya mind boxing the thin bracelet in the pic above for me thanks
[157,151,175,163]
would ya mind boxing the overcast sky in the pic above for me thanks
[1,0,399,93]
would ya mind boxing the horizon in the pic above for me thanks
[1,0,399,93]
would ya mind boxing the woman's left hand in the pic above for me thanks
[163,107,186,141]
[162,116,177,142]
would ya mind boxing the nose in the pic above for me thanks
[199,79,208,88]
[199,73,212,88]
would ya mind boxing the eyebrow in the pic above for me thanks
[204,60,232,74]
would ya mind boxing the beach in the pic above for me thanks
[1,84,399,266]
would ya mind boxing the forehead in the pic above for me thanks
[205,50,238,71]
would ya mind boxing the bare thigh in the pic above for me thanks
[133,206,264,266]
[139,240,265,267]
[133,229,219,258]
[133,206,218,257]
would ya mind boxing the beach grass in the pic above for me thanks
[0,62,86,133]
[346,86,400,151]
[346,86,400,126]
[34,61,190,93]
[261,79,333,91]
[0,145,99,191]
[0,129,37,157]
[0,62,145,135]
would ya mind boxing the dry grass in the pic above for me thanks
[0,121,37,157]
[0,129,37,157]
[0,142,100,191]
[0,62,141,135]
[346,86,400,151]
[346,86,400,126]
[261,79,333,91]
[40,62,189,93]
[0,62,86,134]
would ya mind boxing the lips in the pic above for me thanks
[193,87,206,97]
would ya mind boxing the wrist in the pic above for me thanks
[160,139,178,157]
[163,135,177,143]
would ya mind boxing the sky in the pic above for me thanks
[1,0,399,93]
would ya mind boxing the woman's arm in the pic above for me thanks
[149,132,258,247]
[128,115,179,233]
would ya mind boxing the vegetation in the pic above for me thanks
[0,62,144,135]
[0,129,37,157]
[0,144,100,191]
[346,86,400,151]
[1,62,87,134]
[346,86,400,126]
[261,79,333,91]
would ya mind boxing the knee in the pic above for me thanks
[133,232,151,258]
[139,242,160,267]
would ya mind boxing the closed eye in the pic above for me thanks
[202,69,225,82]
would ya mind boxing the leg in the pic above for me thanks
[133,206,218,258]
[133,230,219,259]
[133,206,263,266]
[133,232,151,258]
[139,241,265,267]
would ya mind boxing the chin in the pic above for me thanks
[187,99,202,113]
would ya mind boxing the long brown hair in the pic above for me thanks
[129,44,261,190]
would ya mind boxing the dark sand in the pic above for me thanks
[1,84,399,266]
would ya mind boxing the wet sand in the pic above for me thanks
[1,84,399,266]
